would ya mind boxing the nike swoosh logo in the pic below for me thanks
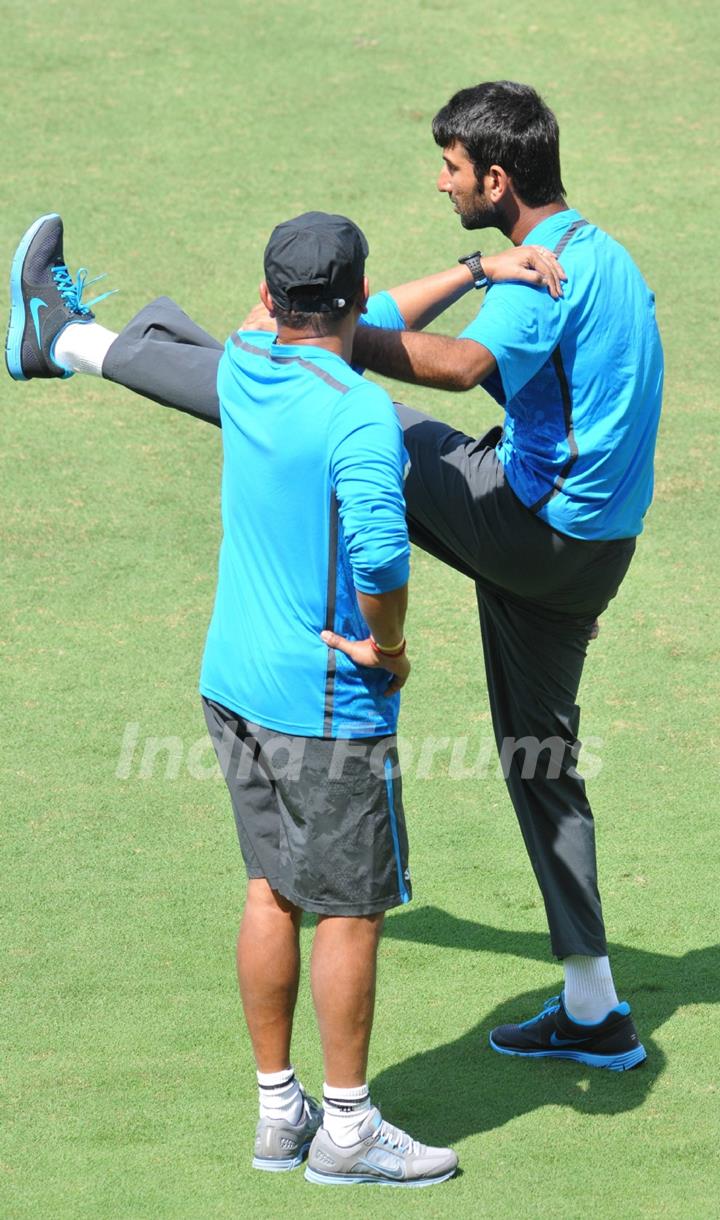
[359,1156,405,1180]
[550,1031,592,1047]
[30,297,48,345]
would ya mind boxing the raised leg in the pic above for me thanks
[102,296,224,425]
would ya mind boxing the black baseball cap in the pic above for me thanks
[264,211,368,313]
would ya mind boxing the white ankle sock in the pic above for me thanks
[322,1082,371,1147]
[256,1066,303,1124]
[53,320,118,377]
[563,954,619,1022]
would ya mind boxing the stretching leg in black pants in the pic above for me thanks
[98,298,644,1062]
[102,297,636,960]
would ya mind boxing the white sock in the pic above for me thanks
[563,954,619,1023]
[53,320,118,377]
[322,1082,371,1147]
[256,1066,303,1124]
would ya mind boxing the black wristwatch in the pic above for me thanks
[458,251,488,290]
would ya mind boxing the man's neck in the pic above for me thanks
[505,198,569,246]
[275,330,344,355]
[275,314,357,365]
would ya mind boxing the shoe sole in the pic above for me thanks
[489,1035,647,1071]
[305,1166,457,1188]
[5,212,60,381]
[252,1139,313,1172]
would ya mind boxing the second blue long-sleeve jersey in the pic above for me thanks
[200,304,410,738]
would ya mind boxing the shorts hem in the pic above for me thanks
[264,878,411,917]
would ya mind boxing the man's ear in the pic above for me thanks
[259,281,276,316]
[358,274,370,315]
[486,164,511,202]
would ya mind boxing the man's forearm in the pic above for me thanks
[352,327,496,392]
[385,265,474,331]
[356,243,566,390]
[357,585,408,649]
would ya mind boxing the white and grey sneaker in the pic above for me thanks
[305,1106,458,1187]
[252,1089,323,1172]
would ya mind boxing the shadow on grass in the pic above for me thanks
[371,906,718,1144]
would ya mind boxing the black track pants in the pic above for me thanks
[103,298,636,957]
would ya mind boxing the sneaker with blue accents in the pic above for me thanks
[305,1107,458,1188]
[489,993,646,1071]
[252,1088,323,1172]
[5,213,113,381]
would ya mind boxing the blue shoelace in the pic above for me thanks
[522,994,562,1027]
[53,264,117,314]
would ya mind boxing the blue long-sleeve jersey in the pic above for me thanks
[462,210,664,540]
[200,297,410,738]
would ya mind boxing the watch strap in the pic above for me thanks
[458,251,488,289]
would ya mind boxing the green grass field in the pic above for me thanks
[2,2,719,1216]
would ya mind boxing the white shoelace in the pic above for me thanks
[376,1118,421,1155]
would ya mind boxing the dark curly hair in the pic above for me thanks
[432,81,565,207]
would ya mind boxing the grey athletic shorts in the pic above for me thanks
[202,697,412,916]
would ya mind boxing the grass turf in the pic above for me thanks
[2,1,719,1216]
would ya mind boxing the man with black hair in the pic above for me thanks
[7,82,661,1076]
[350,81,662,1068]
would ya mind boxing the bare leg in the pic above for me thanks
[311,913,385,1087]
[237,878,303,1072]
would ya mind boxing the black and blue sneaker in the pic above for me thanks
[6,213,113,381]
[489,993,646,1071]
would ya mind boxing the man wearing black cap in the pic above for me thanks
[7,208,463,1187]
[199,212,463,1186]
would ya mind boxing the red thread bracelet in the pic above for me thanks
[370,636,407,658]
